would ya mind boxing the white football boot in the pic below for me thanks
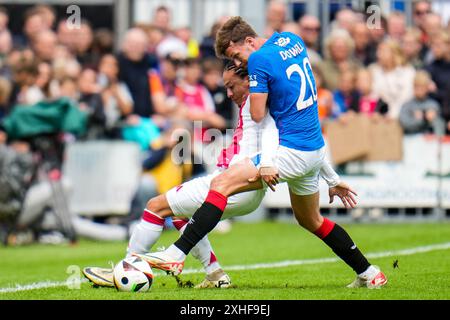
[347,265,388,289]
[195,269,232,289]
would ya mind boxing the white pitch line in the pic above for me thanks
[0,279,89,293]
[1,242,449,294]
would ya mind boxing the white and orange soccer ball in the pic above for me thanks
[113,256,154,292]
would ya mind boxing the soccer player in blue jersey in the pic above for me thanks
[138,17,386,288]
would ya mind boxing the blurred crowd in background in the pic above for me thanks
[0,1,449,245]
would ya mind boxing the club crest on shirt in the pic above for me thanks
[275,37,290,47]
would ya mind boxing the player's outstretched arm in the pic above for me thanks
[320,160,357,209]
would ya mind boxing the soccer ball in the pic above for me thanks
[113,256,154,292]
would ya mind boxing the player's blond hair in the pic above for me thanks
[215,16,257,58]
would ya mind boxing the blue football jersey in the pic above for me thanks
[248,32,324,151]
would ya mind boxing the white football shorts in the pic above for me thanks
[275,145,325,196]
[166,164,265,220]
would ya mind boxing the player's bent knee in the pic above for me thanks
[210,174,231,195]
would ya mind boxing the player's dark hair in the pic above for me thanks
[215,16,257,58]
[224,60,248,79]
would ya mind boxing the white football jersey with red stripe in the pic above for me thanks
[216,96,260,169]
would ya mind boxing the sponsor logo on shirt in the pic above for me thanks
[249,75,258,87]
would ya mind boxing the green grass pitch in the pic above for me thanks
[0,221,449,300]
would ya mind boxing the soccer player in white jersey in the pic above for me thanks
[139,17,387,289]
[84,61,350,288]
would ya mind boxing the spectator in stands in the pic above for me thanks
[57,18,95,67]
[387,11,407,42]
[58,76,77,100]
[281,21,300,35]
[0,28,11,53]
[413,0,433,44]
[153,5,172,34]
[319,29,360,91]
[151,6,188,60]
[351,21,376,66]
[369,39,415,119]
[144,24,164,55]
[154,54,180,98]
[155,31,187,61]
[11,55,44,106]
[73,20,95,67]
[312,65,333,122]
[90,28,114,65]
[147,53,190,118]
[0,7,9,33]
[34,4,56,30]
[368,14,387,45]
[399,70,442,134]
[77,68,106,139]
[332,7,359,34]
[355,68,379,115]
[0,30,12,76]
[0,76,11,119]
[35,61,55,99]
[402,28,425,69]
[422,13,443,64]
[118,28,157,118]
[201,58,234,130]
[264,0,287,37]
[200,16,229,58]
[57,20,76,53]
[31,30,57,63]
[51,46,81,85]
[332,69,359,118]
[425,29,450,133]
[175,58,226,142]
[19,7,48,48]
[174,27,199,58]
[298,15,322,65]
[97,54,133,135]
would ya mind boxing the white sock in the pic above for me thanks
[205,261,221,275]
[126,218,164,258]
[177,222,222,274]
[358,265,379,279]
[165,244,187,261]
